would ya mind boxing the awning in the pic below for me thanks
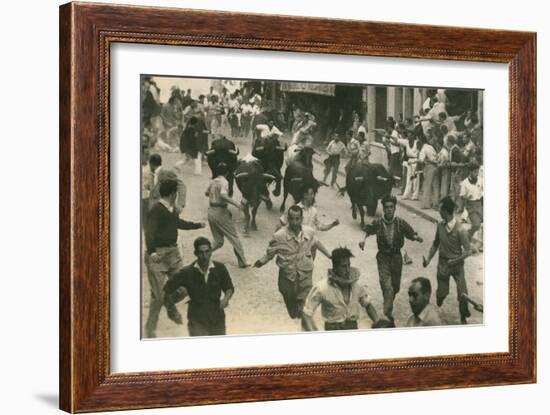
[280,82,335,96]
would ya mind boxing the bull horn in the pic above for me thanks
[235,172,249,179]
[263,173,276,181]
[228,149,238,155]
[290,177,303,182]
[354,176,364,181]
[276,146,286,151]
[255,146,264,151]
[377,176,390,181]
[205,149,215,155]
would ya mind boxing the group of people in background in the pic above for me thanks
[140,79,483,338]
[319,88,484,252]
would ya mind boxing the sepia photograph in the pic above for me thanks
[140,75,484,339]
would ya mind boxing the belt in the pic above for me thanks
[209,203,228,208]
[325,320,358,331]
[439,257,463,262]
[379,249,401,255]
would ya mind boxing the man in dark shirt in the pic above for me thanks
[164,237,234,336]
[144,179,205,338]
[359,195,423,321]
[423,196,472,324]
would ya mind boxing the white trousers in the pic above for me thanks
[402,161,420,200]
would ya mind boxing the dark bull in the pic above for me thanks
[339,162,394,228]
[280,146,327,213]
[206,136,239,197]
[234,158,277,232]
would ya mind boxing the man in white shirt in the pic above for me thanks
[279,186,339,247]
[255,120,283,140]
[206,163,250,268]
[383,123,402,179]
[302,247,379,331]
[398,131,421,200]
[406,277,442,327]
[323,133,346,187]
[419,135,440,209]
[240,102,253,138]
[459,161,483,251]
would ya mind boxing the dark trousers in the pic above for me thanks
[376,251,403,318]
[323,155,341,186]
[390,152,402,178]
[278,272,312,319]
[436,258,470,320]
[188,319,226,336]
[325,320,358,331]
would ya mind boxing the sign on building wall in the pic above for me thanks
[280,82,335,96]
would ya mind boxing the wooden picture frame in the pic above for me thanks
[59,2,536,412]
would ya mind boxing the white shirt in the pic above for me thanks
[142,165,154,198]
[422,97,432,112]
[280,202,320,230]
[326,140,346,156]
[398,138,420,159]
[406,303,442,327]
[302,269,371,323]
[241,103,253,115]
[385,130,401,154]
[438,146,450,165]
[419,144,438,164]
[460,177,484,201]
[256,124,283,138]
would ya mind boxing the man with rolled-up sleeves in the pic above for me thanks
[254,205,331,327]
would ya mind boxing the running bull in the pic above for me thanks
[234,155,277,232]
[206,135,239,197]
[339,162,394,228]
[252,134,287,197]
[280,146,326,213]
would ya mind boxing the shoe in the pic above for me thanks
[239,263,251,269]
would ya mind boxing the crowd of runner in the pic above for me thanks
[141,78,484,337]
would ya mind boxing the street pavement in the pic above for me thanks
[142,131,484,338]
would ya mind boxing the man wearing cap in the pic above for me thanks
[359,195,423,322]
[302,247,379,331]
